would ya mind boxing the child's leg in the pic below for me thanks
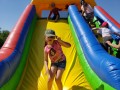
[55,68,64,90]
[55,15,59,22]
[48,66,57,90]
[52,15,56,20]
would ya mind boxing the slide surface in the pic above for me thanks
[17,19,92,90]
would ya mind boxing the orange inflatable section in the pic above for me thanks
[31,0,96,17]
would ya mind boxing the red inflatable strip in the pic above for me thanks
[96,6,120,28]
[0,4,33,61]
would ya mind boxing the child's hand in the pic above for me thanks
[106,41,111,45]
[45,70,53,78]
[56,36,61,41]
[54,20,57,22]
[45,69,51,75]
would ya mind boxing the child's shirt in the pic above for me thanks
[44,40,66,63]
[48,8,61,17]
[98,27,112,37]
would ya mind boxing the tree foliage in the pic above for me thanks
[0,30,10,48]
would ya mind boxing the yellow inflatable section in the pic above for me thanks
[17,19,92,90]
[31,0,96,17]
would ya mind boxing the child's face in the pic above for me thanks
[51,6,55,9]
[45,36,55,42]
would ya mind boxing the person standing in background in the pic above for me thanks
[47,2,62,22]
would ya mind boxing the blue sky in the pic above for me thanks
[0,0,31,31]
[95,0,120,23]
[0,0,120,31]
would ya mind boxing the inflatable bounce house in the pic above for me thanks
[0,0,120,90]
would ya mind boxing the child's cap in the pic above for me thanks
[101,22,108,27]
[45,29,56,37]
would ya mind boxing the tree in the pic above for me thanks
[0,36,4,47]
[0,30,10,48]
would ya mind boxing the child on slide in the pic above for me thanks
[106,32,120,58]
[81,0,94,26]
[92,22,113,53]
[44,29,71,90]
[47,3,62,22]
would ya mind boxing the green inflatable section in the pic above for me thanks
[68,16,115,90]
[111,40,119,56]
[93,16,101,28]
[0,15,37,90]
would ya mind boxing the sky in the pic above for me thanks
[0,0,31,31]
[95,0,120,23]
[0,0,120,32]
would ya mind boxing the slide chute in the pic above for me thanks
[0,0,120,90]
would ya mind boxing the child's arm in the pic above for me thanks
[92,27,100,31]
[44,51,50,74]
[106,41,120,49]
[56,36,71,48]
[81,5,85,16]
[47,10,53,20]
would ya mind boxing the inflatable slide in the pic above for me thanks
[0,0,120,90]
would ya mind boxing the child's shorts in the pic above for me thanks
[51,60,66,69]
[52,15,60,20]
